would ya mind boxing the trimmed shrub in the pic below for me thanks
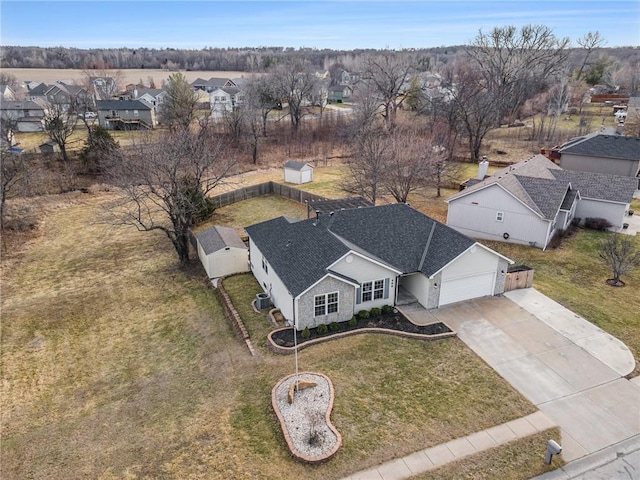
[571,217,581,227]
[585,217,613,231]
[301,326,311,339]
[329,321,340,331]
[317,324,328,335]
[348,316,357,327]
[382,305,394,314]
[357,310,370,319]
[370,307,381,316]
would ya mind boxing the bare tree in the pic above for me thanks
[0,152,30,233]
[466,24,570,122]
[243,76,280,137]
[383,127,431,203]
[107,124,235,264]
[0,113,18,148]
[350,83,382,132]
[43,99,78,163]
[440,61,501,160]
[342,124,390,204]
[599,234,640,287]
[425,121,461,197]
[0,72,20,92]
[272,60,318,133]
[361,52,414,130]
[160,72,199,131]
[575,31,607,82]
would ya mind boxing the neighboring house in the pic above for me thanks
[328,84,352,103]
[0,100,45,132]
[193,226,249,278]
[209,87,243,115]
[131,87,168,118]
[339,70,361,85]
[559,131,640,186]
[246,204,512,330]
[191,77,237,93]
[0,84,17,101]
[96,99,156,130]
[26,83,50,102]
[89,76,118,100]
[283,160,313,184]
[43,82,91,109]
[447,155,637,249]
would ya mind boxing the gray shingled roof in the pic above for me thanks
[560,133,640,161]
[246,204,479,297]
[0,101,44,111]
[284,160,312,170]
[28,83,49,95]
[195,226,245,255]
[96,99,152,110]
[449,154,635,220]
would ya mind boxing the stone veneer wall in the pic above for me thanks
[494,259,510,295]
[297,277,355,330]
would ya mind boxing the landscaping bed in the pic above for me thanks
[270,310,452,348]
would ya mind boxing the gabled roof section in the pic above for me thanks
[326,204,476,277]
[246,217,349,297]
[554,170,636,203]
[96,99,152,110]
[448,155,567,220]
[284,160,312,170]
[195,225,245,255]
[28,83,50,95]
[559,132,640,161]
[0,100,44,111]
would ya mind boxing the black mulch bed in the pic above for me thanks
[270,312,452,348]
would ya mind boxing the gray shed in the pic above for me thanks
[194,226,249,278]
[284,160,313,184]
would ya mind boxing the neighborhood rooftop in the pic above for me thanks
[246,204,478,297]
[194,225,245,255]
[560,132,640,160]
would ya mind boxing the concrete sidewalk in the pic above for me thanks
[341,411,556,480]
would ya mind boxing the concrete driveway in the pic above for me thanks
[400,291,640,462]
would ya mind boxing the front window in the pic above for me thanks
[362,279,385,302]
[315,292,338,316]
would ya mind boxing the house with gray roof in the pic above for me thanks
[193,225,249,278]
[447,155,637,249]
[246,204,512,330]
[96,99,156,129]
[559,131,640,187]
[191,77,237,92]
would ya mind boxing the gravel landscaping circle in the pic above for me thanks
[272,372,341,462]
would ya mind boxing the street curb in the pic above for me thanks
[530,434,640,479]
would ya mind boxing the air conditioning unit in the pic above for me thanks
[256,293,271,310]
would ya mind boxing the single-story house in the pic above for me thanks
[559,131,640,187]
[284,160,313,184]
[193,225,249,278]
[96,99,156,130]
[246,204,512,330]
[446,155,637,249]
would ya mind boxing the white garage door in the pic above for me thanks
[439,272,495,306]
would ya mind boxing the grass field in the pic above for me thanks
[1,191,544,479]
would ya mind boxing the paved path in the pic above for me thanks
[341,412,556,480]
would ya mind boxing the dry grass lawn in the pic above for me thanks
[1,191,538,479]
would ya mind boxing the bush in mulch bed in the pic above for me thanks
[271,311,452,348]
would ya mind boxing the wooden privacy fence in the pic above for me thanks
[504,265,534,292]
[209,181,328,209]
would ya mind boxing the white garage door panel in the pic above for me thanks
[440,272,495,306]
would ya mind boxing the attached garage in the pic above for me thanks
[193,225,249,278]
[439,272,496,306]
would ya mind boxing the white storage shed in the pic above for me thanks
[194,226,249,278]
[283,160,314,184]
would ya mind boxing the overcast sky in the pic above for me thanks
[1,1,639,50]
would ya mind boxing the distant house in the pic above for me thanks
[328,85,353,103]
[191,77,237,93]
[193,226,249,278]
[96,99,156,130]
[339,71,361,85]
[0,100,45,132]
[89,76,118,100]
[447,155,637,249]
[0,84,16,101]
[209,87,243,115]
[26,83,50,102]
[284,160,313,184]
[559,131,640,185]
[246,204,512,330]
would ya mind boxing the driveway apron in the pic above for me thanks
[427,293,640,462]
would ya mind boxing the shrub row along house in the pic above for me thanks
[446,154,637,250]
[246,204,512,331]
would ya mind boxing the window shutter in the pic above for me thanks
[383,278,390,299]
[356,286,362,304]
